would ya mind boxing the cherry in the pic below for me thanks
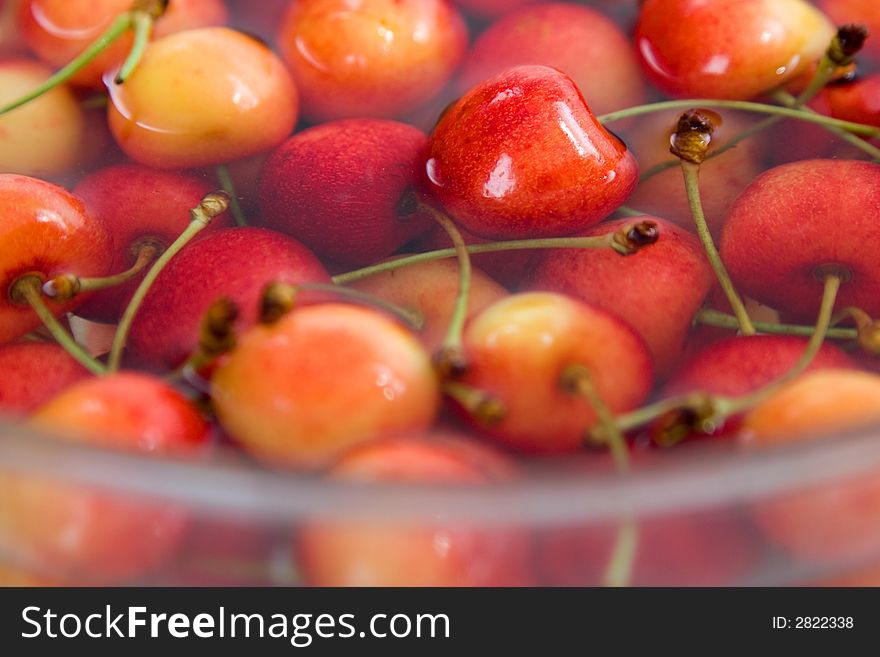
[459,2,645,117]
[813,74,880,130]
[0,342,89,416]
[720,159,880,321]
[0,174,111,345]
[257,119,434,267]
[426,65,639,239]
[18,0,228,89]
[635,0,835,99]
[296,435,533,586]
[0,0,26,57]
[526,216,714,376]
[277,0,468,122]
[70,163,232,322]
[743,369,880,562]
[106,27,299,169]
[211,303,441,469]
[0,58,84,178]
[0,372,210,583]
[452,292,653,455]
[126,226,329,370]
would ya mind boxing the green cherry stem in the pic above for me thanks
[695,308,858,341]
[331,220,660,285]
[602,517,638,588]
[113,9,154,84]
[441,381,506,425]
[597,99,880,138]
[41,241,161,301]
[10,276,106,376]
[679,159,756,335]
[0,13,133,116]
[216,164,248,227]
[108,191,230,372]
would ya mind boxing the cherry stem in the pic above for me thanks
[696,308,858,341]
[113,9,154,84]
[108,191,230,372]
[0,13,133,116]
[442,381,506,425]
[772,89,880,162]
[598,99,880,138]
[42,242,160,301]
[419,203,472,366]
[10,276,106,376]
[216,164,248,227]
[680,160,756,335]
[332,221,658,285]
[602,516,638,588]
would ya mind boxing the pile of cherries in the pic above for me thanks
[3,0,880,587]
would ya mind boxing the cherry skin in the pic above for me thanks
[426,65,639,240]
[0,58,84,178]
[0,0,27,57]
[526,216,714,376]
[720,159,880,320]
[257,119,434,267]
[211,304,441,469]
[635,0,835,99]
[127,227,330,370]
[0,372,210,583]
[457,292,653,455]
[813,75,880,130]
[743,369,880,563]
[277,0,468,122]
[351,259,508,354]
[18,0,229,89]
[296,435,533,586]
[621,110,766,235]
[0,173,111,345]
[72,163,232,322]
[0,342,89,417]
[106,27,299,169]
[459,2,645,116]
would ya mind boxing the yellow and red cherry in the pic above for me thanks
[0,372,210,583]
[277,0,468,122]
[297,435,533,586]
[257,119,434,267]
[0,173,111,345]
[0,342,89,417]
[107,27,299,169]
[454,292,653,455]
[635,0,835,99]
[459,2,645,116]
[0,58,84,178]
[526,216,714,376]
[426,65,639,240]
[211,303,441,470]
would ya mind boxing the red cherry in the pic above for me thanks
[127,226,330,370]
[526,217,714,376]
[0,372,209,583]
[297,435,533,586]
[456,292,653,455]
[106,27,299,169]
[257,119,433,267]
[277,0,468,122]
[635,0,835,99]
[18,0,228,89]
[72,163,232,322]
[211,304,441,469]
[459,2,646,116]
[720,159,880,320]
[814,75,880,130]
[0,173,112,344]
[0,342,89,416]
[426,65,639,239]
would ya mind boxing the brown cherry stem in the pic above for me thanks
[41,241,161,301]
[442,382,506,425]
[331,221,659,285]
[167,297,239,384]
[108,190,230,372]
[674,111,755,336]
[10,276,106,375]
